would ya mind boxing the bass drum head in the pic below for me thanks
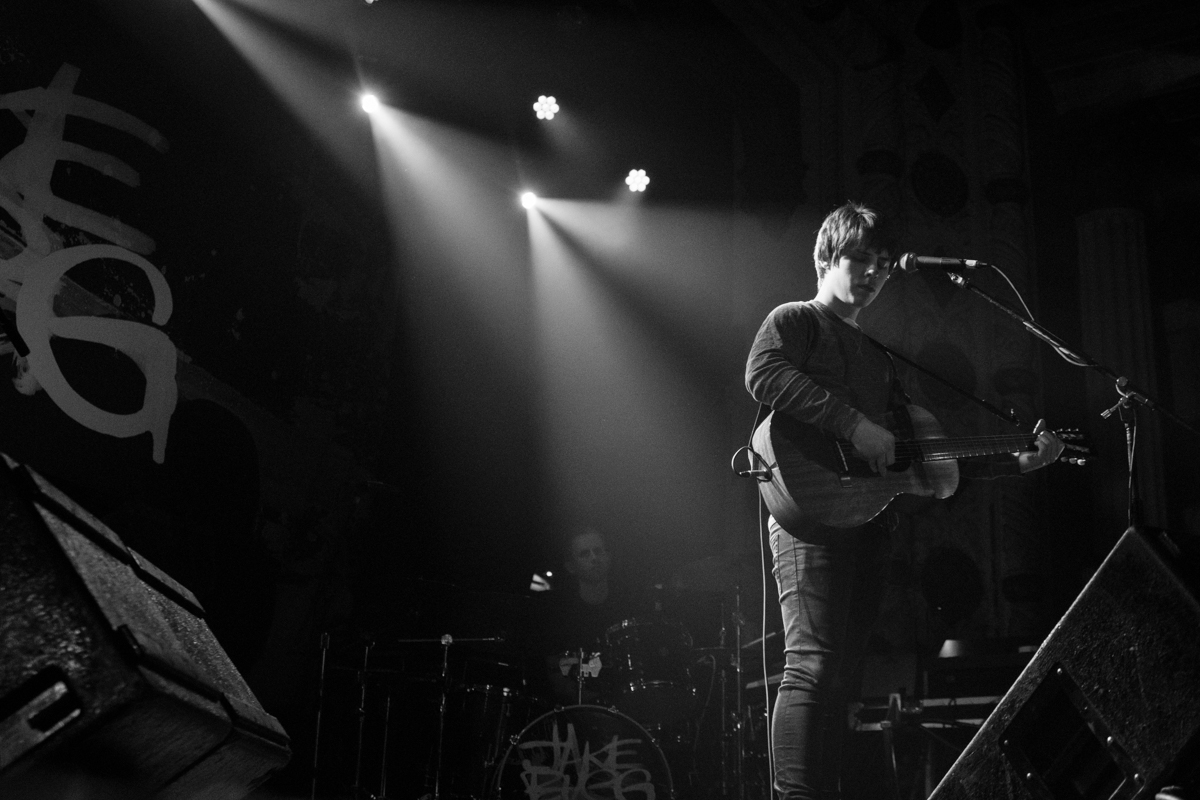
[491,704,673,800]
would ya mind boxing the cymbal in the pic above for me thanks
[745,671,784,690]
[670,554,758,593]
[742,630,780,649]
[692,645,733,655]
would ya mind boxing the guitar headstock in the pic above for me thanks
[1052,428,1093,466]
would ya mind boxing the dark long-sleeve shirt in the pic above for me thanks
[746,300,907,434]
[746,299,1020,478]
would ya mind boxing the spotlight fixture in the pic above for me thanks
[625,169,649,192]
[360,93,381,114]
[521,191,538,209]
[533,95,559,120]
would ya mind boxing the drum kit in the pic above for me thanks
[310,557,778,800]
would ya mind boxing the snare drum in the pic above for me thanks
[547,649,612,707]
[604,618,696,724]
[491,705,672,800]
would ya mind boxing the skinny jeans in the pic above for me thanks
[768,515,891,800]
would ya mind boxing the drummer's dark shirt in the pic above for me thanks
[522,577,653,703]
[531,577,649,656]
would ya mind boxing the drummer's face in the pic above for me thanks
[567,531,610,582]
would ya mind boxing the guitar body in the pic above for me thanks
[752,404,959,532]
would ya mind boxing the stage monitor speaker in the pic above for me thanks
[929,526,1200,800]
[0,454,290,799]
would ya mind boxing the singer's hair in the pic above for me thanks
[813,201,896,281]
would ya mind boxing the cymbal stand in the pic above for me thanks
[575,647,585,706]
[733,588,745,800]
[311,631,330,800]
[717,591,746,800]
[718,602,730,796]
[390,634,504,800]
[378,689,392,800]
[352,639,375,799]
[434,634,452,800]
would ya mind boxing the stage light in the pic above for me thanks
[533,95,559,120]
[360,93,380,114]
[521,191,538,209]
[625,169,649,192]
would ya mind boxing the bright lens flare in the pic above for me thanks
[521,191,538,209]
[533,95,559,120]
[625,169,649,192]
[360,93,381,114]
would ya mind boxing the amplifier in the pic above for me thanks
[0,454,291,798]
[929,527,1200,800]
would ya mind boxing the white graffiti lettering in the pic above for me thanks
[0,63,177,462]
[0,63,167,294]
[518,722,656,800]
[16,244,177,463]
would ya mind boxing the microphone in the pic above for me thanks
[896,253,986,273]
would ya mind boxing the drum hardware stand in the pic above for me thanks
[574,647,586,706]
[352,639,376,799]
[378,689,393,800]
[717,591,747,800]
[312,631,330,800]
[718,602,731,796]
[733,589,746,800]
[572,647,603,706]
[390,633,504,800]
[311,633,387,800]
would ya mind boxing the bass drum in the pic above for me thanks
[490,705,673,800]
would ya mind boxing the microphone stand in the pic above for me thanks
[828,306,1027,428]
[945,269,1200,527]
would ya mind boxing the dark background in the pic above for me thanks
[2,0,1199,797]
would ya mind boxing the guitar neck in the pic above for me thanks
[897,433,1036,463]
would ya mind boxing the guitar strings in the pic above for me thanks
[837,434,1040,462]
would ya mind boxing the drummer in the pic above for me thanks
[527,526,647,706]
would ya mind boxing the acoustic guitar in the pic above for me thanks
[750,405,1087,531]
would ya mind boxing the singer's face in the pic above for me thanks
[819,247,892,314]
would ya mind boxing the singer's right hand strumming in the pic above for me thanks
[850,417,896,474]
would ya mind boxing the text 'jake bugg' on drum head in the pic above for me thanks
[492,705,673,800]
